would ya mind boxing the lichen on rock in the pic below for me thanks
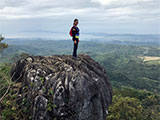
[10,54,112,120]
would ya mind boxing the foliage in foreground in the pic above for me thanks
[107,87,160,120]
[0,35,8,54]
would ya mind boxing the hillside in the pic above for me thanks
[1,39,160,93]
[0,38,160,119]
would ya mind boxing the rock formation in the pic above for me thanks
[10,54,112,120]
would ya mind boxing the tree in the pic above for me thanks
[107,95,143,120]
[0,35,8,54]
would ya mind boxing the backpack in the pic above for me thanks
[69,27,73,37]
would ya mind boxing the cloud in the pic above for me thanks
[0,0,97,20]
[0,0,159,35]
[0,0,159,20]
[90,0,157,8]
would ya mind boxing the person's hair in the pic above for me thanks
[73,19,78,25]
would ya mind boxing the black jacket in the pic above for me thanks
[72,26,80,41]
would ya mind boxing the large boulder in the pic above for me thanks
[10,54,112,120]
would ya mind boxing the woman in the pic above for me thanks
[71,19,80,59]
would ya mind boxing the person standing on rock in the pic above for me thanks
[69,19,80,59]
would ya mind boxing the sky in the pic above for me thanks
[0,0,159,38]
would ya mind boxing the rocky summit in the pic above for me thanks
[10,54,112,120]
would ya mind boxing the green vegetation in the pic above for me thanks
[107,86,160,120]
[0,63,23,120]
[0,35,8,56]
[0,63,35,120]
[91,53,160,93]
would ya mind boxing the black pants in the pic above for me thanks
[73,40,79,57]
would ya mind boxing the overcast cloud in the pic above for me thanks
[0,0,159,38]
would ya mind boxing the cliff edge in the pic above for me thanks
[10,54,112,120]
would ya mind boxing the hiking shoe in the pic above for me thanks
[76,56,80,60]
[72,56,80,60]
[72,56,77,60]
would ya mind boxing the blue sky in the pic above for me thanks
[0,0,159,38]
